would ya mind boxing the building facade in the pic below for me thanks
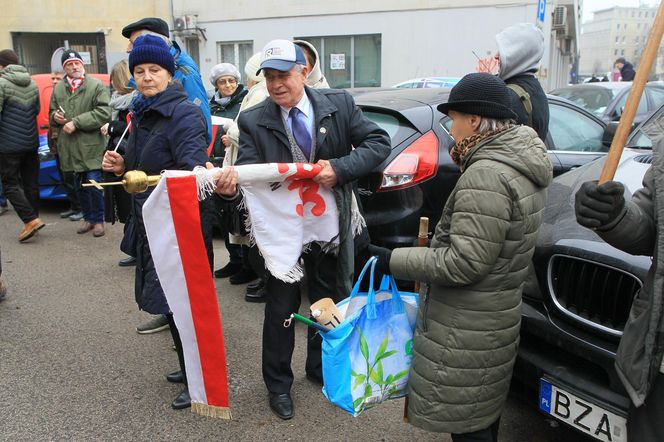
[0,1,169,74]
[580,4,662,80]
[172,0,580,92]
[0,0,581,91]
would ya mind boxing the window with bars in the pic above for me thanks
[216,41,253,74]
[295,34,381,88]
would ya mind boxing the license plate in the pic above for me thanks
[539,379,627,442]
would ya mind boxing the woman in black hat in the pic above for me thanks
[101,34,213,411]
[369,73,553,441]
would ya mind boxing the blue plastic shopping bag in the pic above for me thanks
[320,256,419,416]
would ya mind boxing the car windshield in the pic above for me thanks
[627,107,664,149]
[550,87,618,116]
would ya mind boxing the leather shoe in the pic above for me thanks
[92,223,105,237]
[245,286,267,303]
[246,278,264,294]
[18,218,45,242]
[69,211,84,221]
[77,222,93,234]
[268,393,294,420]
[214,262,242,279]
[166,370,185,384]
[171,388,191,410]
[118,256,137,267]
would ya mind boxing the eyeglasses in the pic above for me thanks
[217,78,237,86]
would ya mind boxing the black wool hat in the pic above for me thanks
[122,17,170,39]
[0,49,19,66]
[128,34,175,76]
[437,73,517,121]
[61,50,84,68]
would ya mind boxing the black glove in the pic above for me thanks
[367,244,392,275]
[574,180,625,229]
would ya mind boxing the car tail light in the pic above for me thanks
[377,131,438,192]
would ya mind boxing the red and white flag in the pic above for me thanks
[142,163,341,418]
[143,171,231,419]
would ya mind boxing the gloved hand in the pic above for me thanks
[367,244,393,275]
[575,180,625,229]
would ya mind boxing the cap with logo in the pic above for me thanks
[61,50,84,68]
[257,40,306,75]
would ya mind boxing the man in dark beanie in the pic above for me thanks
[0,49,19,67]
[50,49,111,238]
[0,49,45,242]
[121,17,211,144]
[369,73,552,441]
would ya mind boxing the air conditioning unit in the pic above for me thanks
[174,15,198,33]
[184,15,198,30]
[556,25,569,38]
[552,6,568,30]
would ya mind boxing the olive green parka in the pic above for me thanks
[390,125,552,434]
[49,75,111,172]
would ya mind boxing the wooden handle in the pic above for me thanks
[599,2,664,184]
[417,217,429,245]
[405,217,429,422]
[413,217,430,292]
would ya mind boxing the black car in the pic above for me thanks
[513,106,664,441]
[352,88,614,248]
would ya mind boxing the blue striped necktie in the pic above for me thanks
[289,107,312,159]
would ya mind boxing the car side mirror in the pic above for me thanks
[602,122,619,147]
[602,121,638,147]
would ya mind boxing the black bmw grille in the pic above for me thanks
[633,154,653,164]
[548,255,641,335]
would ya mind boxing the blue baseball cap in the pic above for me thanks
[257,40,306,74]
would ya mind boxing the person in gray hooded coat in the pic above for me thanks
[575,121,664,442]
[495,23,549,141]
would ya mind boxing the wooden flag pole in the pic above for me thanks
[405,216,429,422]
[413,217,430,293]
[599,2,664,184]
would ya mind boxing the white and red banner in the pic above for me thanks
[230,162,339,282]
[143,172,231,418]
[142,163,341,418]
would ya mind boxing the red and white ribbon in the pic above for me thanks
[143,172,231,418]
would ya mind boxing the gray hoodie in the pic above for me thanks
[293,40,330,88]
[495,23,544,81]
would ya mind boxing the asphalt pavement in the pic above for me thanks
[0,201,588,441]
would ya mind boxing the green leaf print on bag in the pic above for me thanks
[349,327,410,414]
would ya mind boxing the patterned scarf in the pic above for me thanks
[449,125,513,171]
[66,75,85,93]
[130,92,159,120]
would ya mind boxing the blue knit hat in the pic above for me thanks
[129,34,175,76]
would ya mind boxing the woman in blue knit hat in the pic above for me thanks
[101,34,212,411]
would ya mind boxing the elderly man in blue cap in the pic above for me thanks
[213,39,390,419]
